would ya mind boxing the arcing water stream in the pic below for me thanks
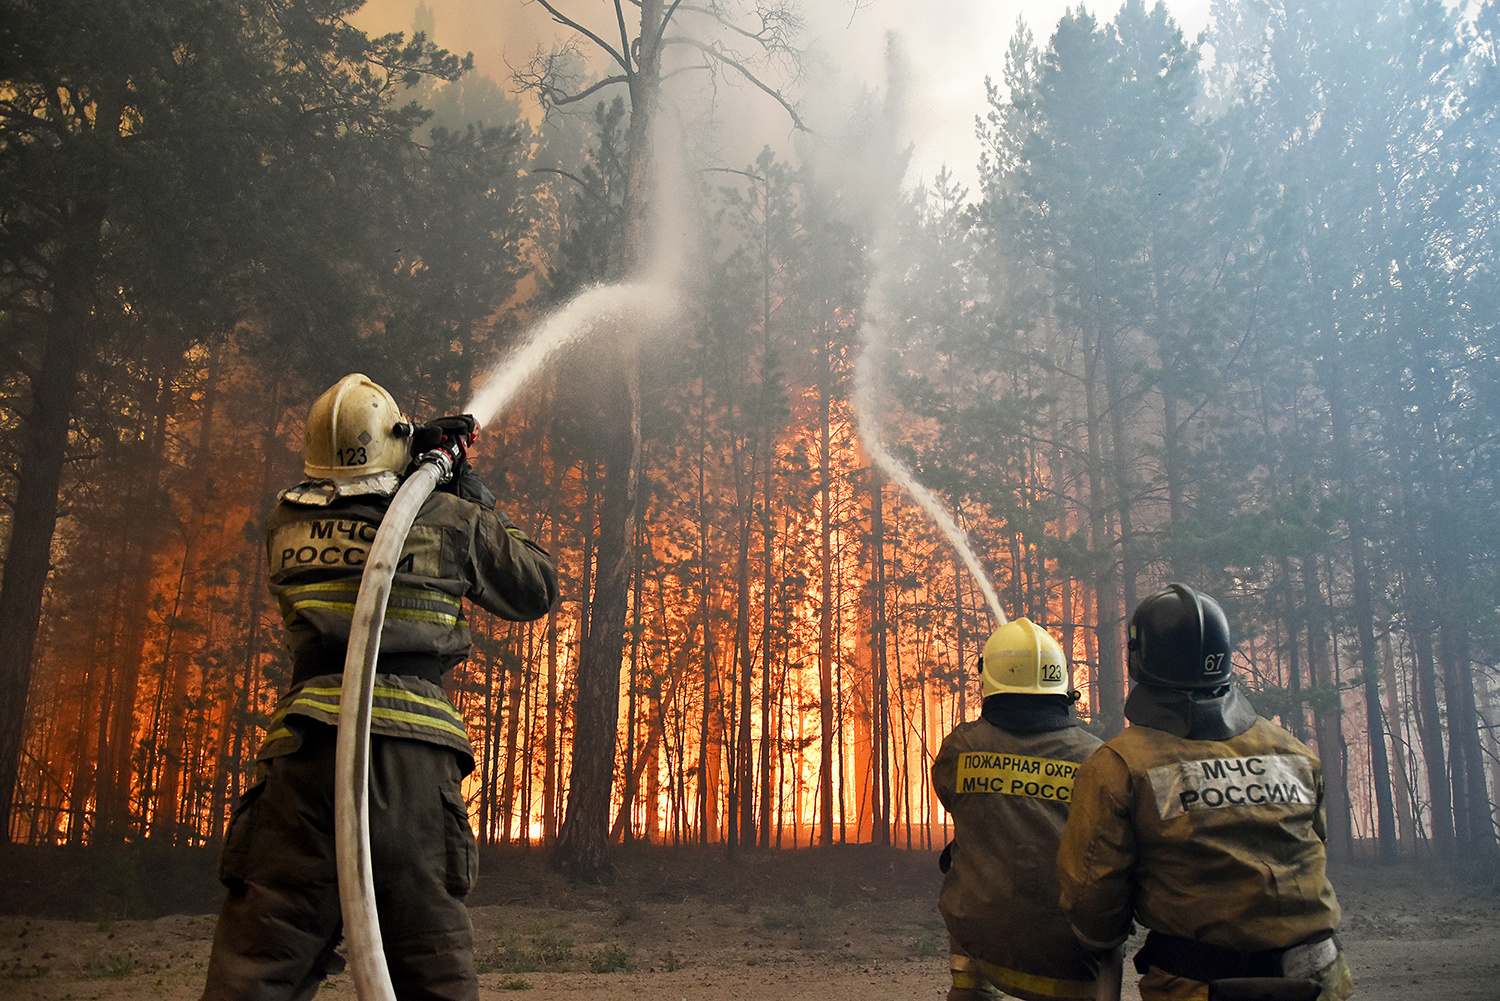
[463,282,681,426]
[844,40,1008,630]
[852,293,1007,627]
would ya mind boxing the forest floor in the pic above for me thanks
[0,840,1496,1000]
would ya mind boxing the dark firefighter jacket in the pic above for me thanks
[257,479,558,772]
[1057,690,1341,956]
[932,702,1104,1001]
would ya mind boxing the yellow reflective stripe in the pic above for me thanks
[283,583,462,628]
[975,959,1096,1000]
[268,702,466,742]
[283,581,461,607]
[290,598,355,614]
[285,694,341,714]
[370,705,467,739]
[370,684,461,714]
[288,685,465,728]
[282,581,361,597]
[286,604,460,625]
[296,684,463,715]
[284,601,458,626]
[386,606,459,626]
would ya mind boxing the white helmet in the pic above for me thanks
[981,618,1070,697]
[303,374,410,480]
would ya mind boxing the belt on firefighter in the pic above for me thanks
[1135,932,1338,983]
[292,648,448,687]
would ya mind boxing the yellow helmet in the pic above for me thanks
[303,374,410,480]
[981,618,1070,697]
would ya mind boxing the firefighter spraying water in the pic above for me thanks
[203,283,679,1001]
[199,374,558,1001]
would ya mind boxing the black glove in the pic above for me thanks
[411,414,479,466]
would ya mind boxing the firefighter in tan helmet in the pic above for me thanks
[1057,584,1353,1001]
[931,617,1104,1001]
[201,375,558,1001]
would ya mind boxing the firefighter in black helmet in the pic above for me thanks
[1057,584,1353,1001]
[200,375,559,1001]
[932,618,1105,1001]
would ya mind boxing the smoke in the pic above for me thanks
[849,34,1007,627]
[464,96,692,426]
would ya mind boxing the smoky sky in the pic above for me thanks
[353,0,1213,191]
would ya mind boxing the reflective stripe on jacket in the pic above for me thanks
[1057,716,1342,954]
[932,719,1104,1000]
[265,489,557,667]
[258,672,475,772]
[258,481,559,773]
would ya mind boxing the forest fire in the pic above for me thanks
[2,0,1496,898]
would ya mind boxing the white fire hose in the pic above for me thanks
[333,450,452,1001]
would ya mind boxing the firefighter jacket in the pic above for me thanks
[257,477,559,772]
[933,699,1104,1001]
[1057,688,1341,957]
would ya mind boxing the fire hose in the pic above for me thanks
[333,431,468,1001]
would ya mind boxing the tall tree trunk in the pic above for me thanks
[0,307,87,840]
[1103,330,1140,635]
[544,512,561,843]
[552,0,662,881]
[1083,338,1124,733]
[1409,624,1454,855]
[1439,622,1493,847]
[732,430,756,851]
[97,373,172,842]
[870,470,891,846]
[817,319,836,844]
[1302,561,1351,857]
[1325,368,1398,858]
[554,386,635,881]
[1380,629,1419,851]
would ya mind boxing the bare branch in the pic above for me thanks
[548,75,631,107]
[663,35,807,131]
[513,45,629,115]
[639,1,803,53]
[612,0,636,84]
[654,0,689,53]
[527,0,630,71]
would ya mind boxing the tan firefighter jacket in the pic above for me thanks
[1057,713,1342,955]
[933,713,1104,1001]
[257,480,559,772]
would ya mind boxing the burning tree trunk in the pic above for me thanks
[817,317,837,845]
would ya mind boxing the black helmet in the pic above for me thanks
[1127,583,1233,688]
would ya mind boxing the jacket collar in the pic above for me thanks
[1123,682,1259,740]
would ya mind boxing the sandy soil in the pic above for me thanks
[0,843,1496,1000]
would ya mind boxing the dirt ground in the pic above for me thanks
[0,842,1496,1001]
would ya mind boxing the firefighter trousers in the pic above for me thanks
[200,724,479,1001]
